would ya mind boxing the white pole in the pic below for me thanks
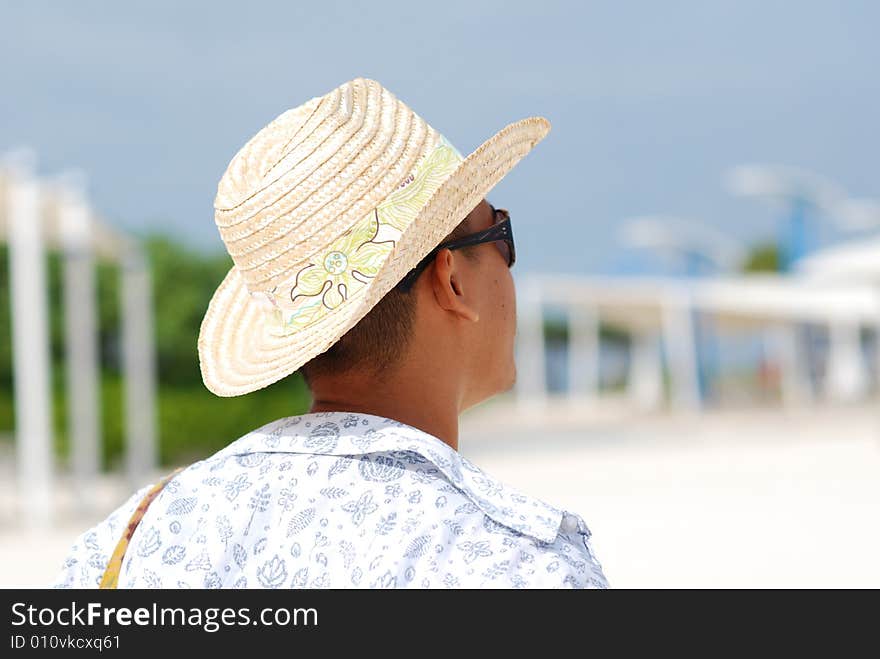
[825,321,869,402]
[567,303,600,407]
[628,330,664,411]
[6,158,54,529]
[766,322,812,407]
[875,315,880,398]
[57,180,102,515]
[514,275,548,416]
[120,243,159,489]
[661,291,701,412]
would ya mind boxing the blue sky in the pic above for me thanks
[2,1,878,275]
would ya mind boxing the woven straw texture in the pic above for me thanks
[198,77,550,396]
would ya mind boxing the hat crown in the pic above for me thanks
[211,78,444,293]
[213,92,327,212]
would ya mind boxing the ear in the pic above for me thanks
[428,248,480,323]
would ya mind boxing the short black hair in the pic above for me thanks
[298,211,482,389]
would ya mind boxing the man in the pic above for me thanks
[305,198,516,451]
[51,77,608,589]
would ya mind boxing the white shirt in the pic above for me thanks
[51,411,609,589]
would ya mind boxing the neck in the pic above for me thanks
[307,366,463,451]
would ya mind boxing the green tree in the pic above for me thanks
[741,242,781,273]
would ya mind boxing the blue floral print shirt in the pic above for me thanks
[50,411,609,589]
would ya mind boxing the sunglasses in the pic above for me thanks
[396,204,514,293]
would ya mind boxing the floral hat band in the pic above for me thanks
[248,135,465,338]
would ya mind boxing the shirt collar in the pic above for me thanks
[208,411,564,543]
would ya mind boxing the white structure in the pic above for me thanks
[725,165,850,220]
[619,215,745,274]
[513,272,880,413]
[120,241,160,487]
[796,235,880,400]
[797,235,880,284]
[0,151,159,528]
[4,151,54,530]
[54,173,102,515]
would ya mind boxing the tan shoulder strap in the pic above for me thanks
[99,466,186,589]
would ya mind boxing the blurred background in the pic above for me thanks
[1,0,878,587]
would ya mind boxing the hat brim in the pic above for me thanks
[198,116,551,396]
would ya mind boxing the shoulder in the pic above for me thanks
[49,480,158,588]
[526,512,610,588]
[441,509,609,589]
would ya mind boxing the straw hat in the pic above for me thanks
[198,77,550,396]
